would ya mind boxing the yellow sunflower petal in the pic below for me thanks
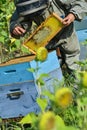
[36,47,48,61]
[82,72,87,88]
[55,87,73,108]
[39,111,56,130]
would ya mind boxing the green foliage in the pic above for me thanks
[0,0,15,63]
[37,98,48,112]
[81,39,87,46]
[0,0,31,63]
[0,0,15,40]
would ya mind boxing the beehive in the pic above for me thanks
[0,51,63,119]
[23,13,63,54]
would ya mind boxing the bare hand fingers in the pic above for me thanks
[13,26,26,35]
[62,18,71,26]
[62,13,75,26]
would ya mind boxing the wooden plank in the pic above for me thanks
[0,55,35,67]
[0,49,54,67]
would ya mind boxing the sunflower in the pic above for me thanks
[82,71,87,88]
[39,111,56,130]
[55,87,73,108]
[36,47,48,61]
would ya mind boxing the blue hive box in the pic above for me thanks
[0,62,40,119]
[75,16,87,42]
[75,16,87,59]
[75,16,87,31]
[0,51,63,119]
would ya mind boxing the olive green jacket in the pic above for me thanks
[52,0,87,21]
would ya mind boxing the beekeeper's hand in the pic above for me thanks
[13,26,26,36]
[62,13,75,26]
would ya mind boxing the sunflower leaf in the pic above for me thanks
[37,98,48,112]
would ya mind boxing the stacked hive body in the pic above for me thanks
[0,51,63,119]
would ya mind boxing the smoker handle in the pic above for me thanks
[7,91,24,100]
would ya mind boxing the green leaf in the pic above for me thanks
[36,73,49,86]
[55,115,65,129]
[63,126,79,130]
[37,98,48,112]
[81,97,87,105]
[20,113,37,125]
[39,73,49,79]
[0,30,7,37]
[20,114,32,125]
[0,37,4,42]
[14,127,21,130]
[43,90,55,101]
[0,7,5,12]
[21,46,30,53]
[36,77,45,86]
[0,118,2,123]
[27,68,36,73]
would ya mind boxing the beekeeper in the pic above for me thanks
[10,0,87,75]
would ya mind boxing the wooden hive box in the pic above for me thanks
[0,57,40,119]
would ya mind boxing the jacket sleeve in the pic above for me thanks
[10,10,21,39]
[69,0,87,21]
